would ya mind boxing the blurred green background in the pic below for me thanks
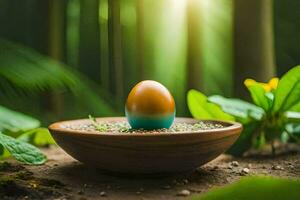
[0,0,299,125]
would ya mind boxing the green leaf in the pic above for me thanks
[0,39,116,116]
[273,65,300,112]
[227,122,260,156]
[246,83,272,111]
[0,131,46,165]
[187,90,234,121]
[290,101,300,112]
[18,128,56,146]
[285,111,300,123]
[0,105,40,133]
[286,123,300,137]
[192,176,300,200]
[285,123,300,144]
[208,95,264,123]
[0,39,78,93]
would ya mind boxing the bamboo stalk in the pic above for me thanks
[79,0,101,82]
[108,0,124,100]
[99,0,110,92]
[136,0,145,80]
[186,0,204,91]
[48,0,67,117]
[233,0,276,98]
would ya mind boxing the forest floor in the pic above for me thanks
[0,145,299,200]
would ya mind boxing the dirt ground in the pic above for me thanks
[1,145,299,200]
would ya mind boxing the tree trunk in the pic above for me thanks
[99,0,110,92]
[136,0,145,80]
[274,0,300,76]
[108,0,124,100]
[186,0,204,91]
[79,0,101,83]
[233,0,276,98]
[48,0,67,117]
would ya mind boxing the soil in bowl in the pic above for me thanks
[63,119,225,134]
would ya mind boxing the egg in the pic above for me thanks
[125,80,176,130]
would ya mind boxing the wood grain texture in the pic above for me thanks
[49,117,242,175]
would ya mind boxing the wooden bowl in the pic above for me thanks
[48,117,242,175]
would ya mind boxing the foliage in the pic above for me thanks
[0,105,40,134]
[0,39,117,117]
[188,65,300,156]
[0,39,77,94]
[0,131,46,165]
[192,176,300,200]
[187,90,234,121]
[18,128,56,146]
[0,106,54,164]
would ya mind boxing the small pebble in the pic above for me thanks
[289,165,295,169]
[100,191,107,197]
[272,165,284,170]
[231,161,239,167]
[241,168,250,175]
[210,166,219,171]
[177,190,191,197]
[286,162,293,165]
[189,188,202,193]
[183,179,189,184]
[162,185,171,190]
[78,190,84,195]
[173,180,182,186]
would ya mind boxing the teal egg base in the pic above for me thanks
[126,112,175,130]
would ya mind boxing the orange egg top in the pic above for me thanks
[126,80,175,116]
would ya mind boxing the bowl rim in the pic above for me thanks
[48,117,242,138]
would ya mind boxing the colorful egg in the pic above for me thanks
[125,80,176,130]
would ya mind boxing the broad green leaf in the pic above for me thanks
[0,39,77,93]
[273,65,300,112]
[246,83,271,111]
[290,101,300,112]
[192,176,300,200]
[227,122,260,156]
[18,128,56,146]
[208,95,264,123]
[285,111,300,123]
[285,124,300,143]
[286,123,300,134]
[0,39,116,116]
[0,131,46,165]
[187,90,234,121]
[0,105,40,133]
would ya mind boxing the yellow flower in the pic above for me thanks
[268,77,279,90]
[244,77,279,92]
